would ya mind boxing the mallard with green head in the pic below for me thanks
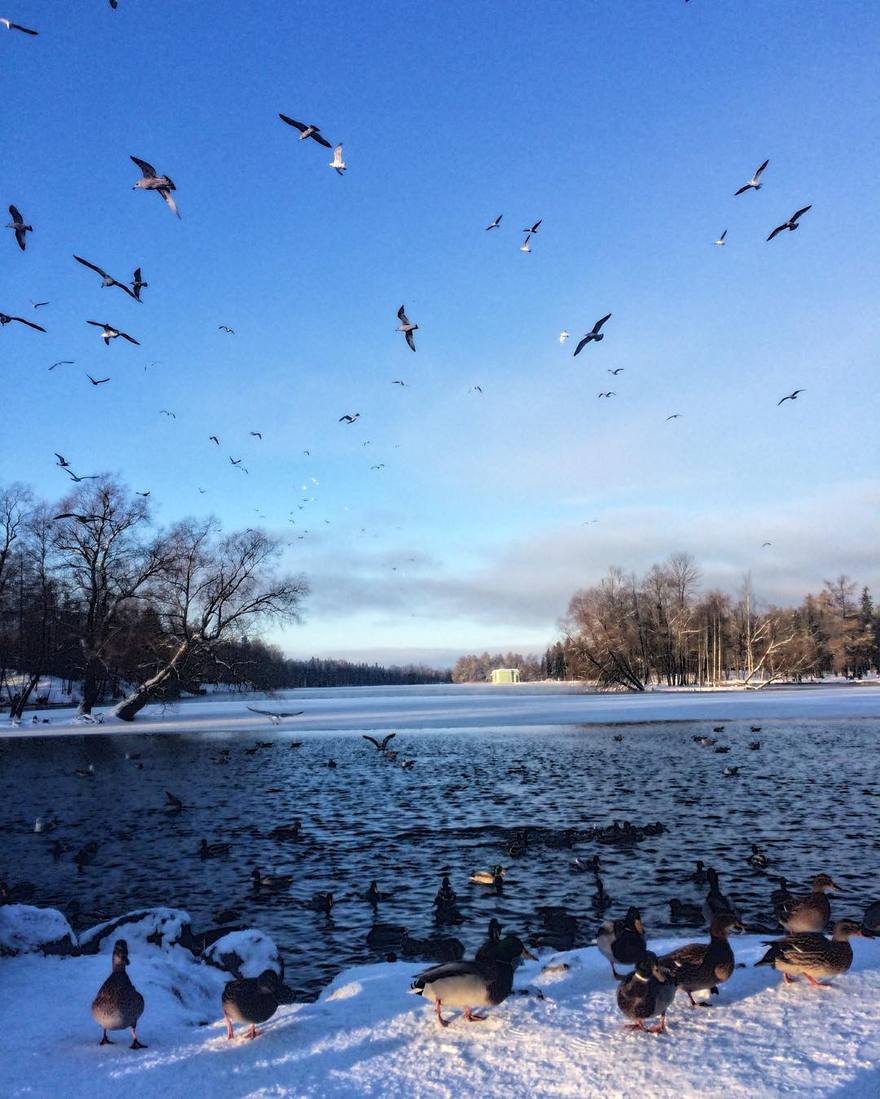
[469,865,506,886]
[411,935,536,1026]
[659,911,744,1005]
[756,918,869,987]
[91,939,147,1049]
[222,969,281,1039]
[777,873,840,932]
[616,952,676,1033]
[597,906,647,979]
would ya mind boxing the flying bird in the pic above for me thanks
[52,511,103,521]
[86,321,140,346]
[573,314,612,356]
[396,305,418,351]
[519,235,531,253]
[370,464,385,470]
[73,256,136,298]
[665,414,681,421]
[597,391,616,398]
[735,159,769,195]
[767,205,812,241]
[762,542,773,548]
[470,385,483,394]
[523,219,542,234]
[392,379,408,386]
[6,205,32,250]
[363,733,396,752]
[713,230,727,246]
[338,413,360,424]
[608,368,624,375]
[777,389,805,405]
[63,468,100,482]
[329,144,346,175]
[160,409,176,418]
[0,312,45,332]
[55,453,69,467]
[250,431,262,439]
[31,300,49,309]
[0,18,37,35]
[86,373,110,386]
[229,456,242,465]
[219,325,235,334]
[49,360,74,370]
[559,330,569,344]
[247,706,304,725]
[278,114,332,148]
[485,214,502,230]
[209,435,220,445]
[130,155,179,217]
[136,491,150,498]
[130,268,148,301]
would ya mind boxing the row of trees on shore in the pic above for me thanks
[0,479,445,722]
[546,554,880,690]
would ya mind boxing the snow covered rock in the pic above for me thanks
[78,907,192,955]
[0,904,77,957]
[202,928,283,980]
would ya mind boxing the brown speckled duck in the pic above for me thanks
[756,918,869,987]
[659,911,744,1005]
[91,939,147,1048]
[777,873,840,932]
[222,969,281,1039]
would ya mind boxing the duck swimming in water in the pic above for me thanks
[470,865,506,887]
[703,868,739,924]
[200,839,231,859]
[91,940,146,1048]
[597,906,647,979]
[616,952,676,1034]
[747,844,769,869]
[756,919,869,987]
[222,969,280,1039]
[777,873,840,933]
[411,934,535,1026]
[251,869,293,891]
[659,911,744,1005]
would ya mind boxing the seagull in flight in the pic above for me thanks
[160,409,176,418]
[86,373,110,386]
[470,385,483,394]
[597,391,616,398]
[559,330,569,344]
[31,300,49,309]
[777,389,805,405]
[485,214,503,230]
[136,491,150,497]
[131,268,148,301]
[396,305,418,351]
[86,321,140,346]
[278,114,332,148]
[370,464,385,470]
[247,706,304,725]
[1,312,45,332]
[608,368,624,375]
[713,229,727,246]
[762,542,773,548]
[519,235,532,253]
[74,256,137,298]
[63,468,100,482]
[6,205,32,250]
[209,435,220,445]
[219,325,235,334]
[250,431,262,439]
[229,456,242,465]
[735,159,769,195]
[54,453,69,468]
[665,413,681,421]
[329,144,346,174]
[392,379,408,386]
[767,206,812,241]
[573,314,612,356]
[130,155,179,217]
[339,413,360,424]
[523,219,542,234]
[0,17,37,35]
[49,360,74,370]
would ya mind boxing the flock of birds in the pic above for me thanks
[78,857,879,1047]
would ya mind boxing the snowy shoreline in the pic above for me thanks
[1,903,878,1098]
[3,682,880,741]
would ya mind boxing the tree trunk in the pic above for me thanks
[113,639,192,721]
[10,673,41,721]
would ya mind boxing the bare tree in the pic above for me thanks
[52,481,171,713]
[113,520,308,721]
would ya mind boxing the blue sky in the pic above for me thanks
[2,1,879,665]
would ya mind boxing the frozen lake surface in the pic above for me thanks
[2,683,879,998]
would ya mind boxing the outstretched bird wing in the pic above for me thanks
[119,331,141,344]
[790,205,812,223]
[8,315,45,331]
[362,735,383,750]
[380,733,397,751]
[405,328,416,351]
[8,204,23,221]
[74,255,109,279]
[310,131,332,149]
[766,223,787,241]
[573,335,591,356]
[279,114,307,133]
[592,313,612,335]
[754,159,769,181]
[130,155,158,178]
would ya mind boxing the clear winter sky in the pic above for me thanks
[1,1,879,666]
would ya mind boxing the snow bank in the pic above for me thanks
[0,904,76,957]
[1,929,878,1097]
[78,908,192,954]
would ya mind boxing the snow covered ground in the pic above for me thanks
[1,906,878,1098]
[3,682,880,739]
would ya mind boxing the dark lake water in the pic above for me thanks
[2,715,879,998]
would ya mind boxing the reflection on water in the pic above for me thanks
[1,719,878,998]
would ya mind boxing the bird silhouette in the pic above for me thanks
[777,389,805,405]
